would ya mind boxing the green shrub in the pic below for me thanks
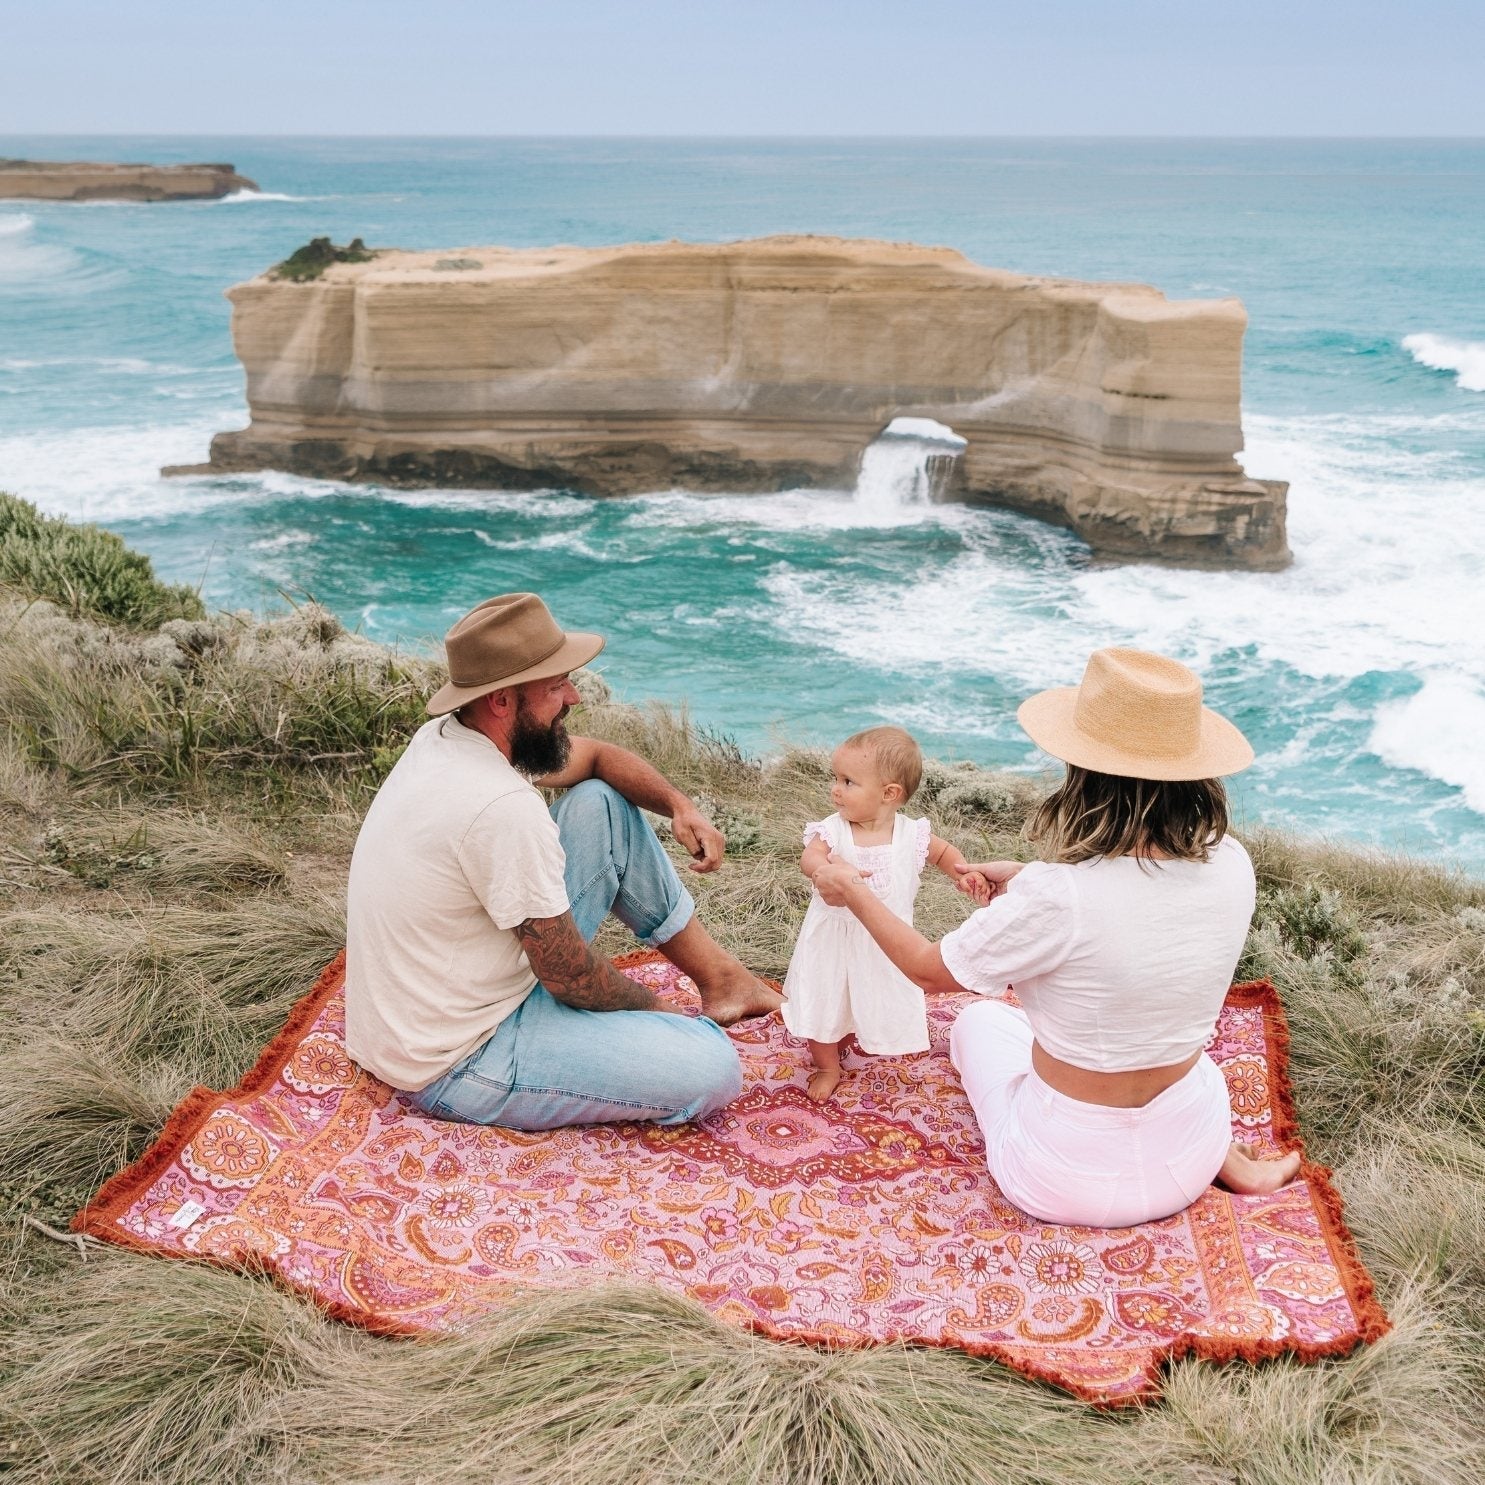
[269,236,377,282]
[1237,884,1368,994]
[916,758,980,803]
[694,794,765,856]
[0,492,204,629]
[1266,883,1369,963]
[938,776,1036,830]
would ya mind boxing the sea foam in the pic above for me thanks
[1156,411,1485,685]
[0,420,254,523]
[1370,676,1485,815]
[1403,333,1485,393]
[218,190,308,204]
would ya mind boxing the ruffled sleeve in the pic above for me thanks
[802,816,838,850]
[939,863,1075,995]
[912,816,931,873]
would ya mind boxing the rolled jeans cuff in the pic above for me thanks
[641,889,695,948]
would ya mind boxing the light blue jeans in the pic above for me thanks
[410,780,742,1130]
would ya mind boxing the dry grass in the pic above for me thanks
[1,572,1483,1482]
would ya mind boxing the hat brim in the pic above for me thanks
[1016,687,1254,781]
[426,631,605,717]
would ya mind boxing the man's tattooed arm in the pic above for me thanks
[513,912,669,1012]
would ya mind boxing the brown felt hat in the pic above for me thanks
[1017,648,1253,781]
[426,593,605,716]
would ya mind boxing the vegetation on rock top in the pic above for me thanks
[269,236,377,281]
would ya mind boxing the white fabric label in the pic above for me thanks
[167,1200,206,1230]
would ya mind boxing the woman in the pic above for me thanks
[810,647,1300,1227]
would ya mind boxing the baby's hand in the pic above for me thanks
[951,859,1023,902]
[956,870,993,905]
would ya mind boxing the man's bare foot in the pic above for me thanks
[1218,1141,1301,1195]
[696,965,784,1026]
[657,918,783,1025]
[807,1066,841,1103]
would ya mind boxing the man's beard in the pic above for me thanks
[508,700,571,777]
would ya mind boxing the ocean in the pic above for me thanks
[1,136,1482,872]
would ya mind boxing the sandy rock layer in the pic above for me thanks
[0,160,257,201]
[197,236,1288,568]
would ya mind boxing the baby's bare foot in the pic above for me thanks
[807,1066,841,1103]
[1218,1141,1301,1195]
[697,967,783,1027]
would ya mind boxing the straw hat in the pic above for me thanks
[1017,648,1253,781]
[426,593,604,717]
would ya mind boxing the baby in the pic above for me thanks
[783,726,989,1101]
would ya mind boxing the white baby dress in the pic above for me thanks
[781,811,931,1055]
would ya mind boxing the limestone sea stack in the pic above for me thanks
[0,160,257,201]
[199,235,1289,568]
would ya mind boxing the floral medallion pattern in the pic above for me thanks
[76,954,1386,1404]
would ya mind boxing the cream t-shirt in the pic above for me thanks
[939,836,1256,1072]
[344,715,569,1090]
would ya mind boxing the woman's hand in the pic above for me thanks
[951,859,1025,901]
[811,853,872,906]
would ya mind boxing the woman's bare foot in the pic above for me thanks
[1218,1141,1301,1195]
[807,1066,841,1103]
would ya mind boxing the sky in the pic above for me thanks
[2,0,1482,137]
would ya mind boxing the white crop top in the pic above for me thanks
[939,836,1256,1073]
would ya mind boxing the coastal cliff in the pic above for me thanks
[0,160,257,201]
[199,236,1289,568]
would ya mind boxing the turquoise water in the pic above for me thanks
[1,137,1483,871]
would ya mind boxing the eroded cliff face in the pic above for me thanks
[0,161,257,201]
[199,236,1289,568]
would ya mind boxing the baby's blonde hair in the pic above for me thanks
[843,725,923,802]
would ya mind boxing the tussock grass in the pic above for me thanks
[0,1267,1122,1485]
[36,808,288,894]
[0,593,433,790]
[1,521,1482,1481]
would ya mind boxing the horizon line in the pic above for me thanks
[4,131,1484,143]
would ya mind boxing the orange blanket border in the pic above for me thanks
[1148,979,1391,1383]
[73,954,1390,1395]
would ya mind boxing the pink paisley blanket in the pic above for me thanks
[76,951,1386,1405]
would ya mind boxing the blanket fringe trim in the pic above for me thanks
[1214,979,1391,1362]
[71,953,1390,1400]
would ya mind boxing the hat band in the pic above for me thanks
[450,630,569,688]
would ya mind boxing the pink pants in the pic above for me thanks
[949,1000,1233,1227]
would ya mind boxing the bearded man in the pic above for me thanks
[345,592,781,1129]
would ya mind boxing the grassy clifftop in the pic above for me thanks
[0,495,1481,1483]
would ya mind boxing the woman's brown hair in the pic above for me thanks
[1025,766,1229,865]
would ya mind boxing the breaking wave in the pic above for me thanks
[1370,676,1485,815]
[0,210,125,293]
[1402,333,1485,393]
[218,190,310,203]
